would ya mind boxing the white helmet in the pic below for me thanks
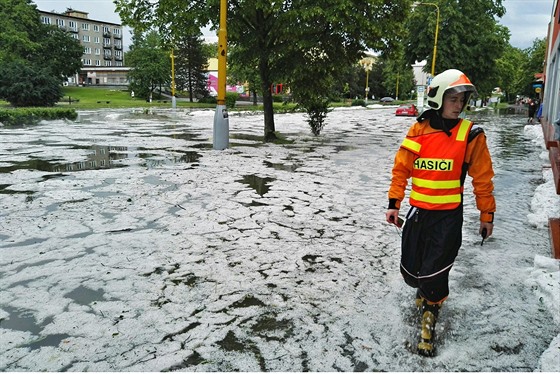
[427,69,477,112]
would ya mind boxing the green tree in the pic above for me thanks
[0,62,63,106]
[0,0,82,106]
[115,0,412,140]
[126,30,171,101]
[34,25,83,80]
[228,46,262,105]
[380,47,415,100]
[495,45,526,102]
[520,38,547,97]
[0,0,42,62]
[174,33,212,102]
[404,0,509,97]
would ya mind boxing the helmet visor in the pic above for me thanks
[445,85,478,98]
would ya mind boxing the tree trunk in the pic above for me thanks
[259,59,276,142]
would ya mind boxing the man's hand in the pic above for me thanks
[386,209,402,228]
[479,221,493,238]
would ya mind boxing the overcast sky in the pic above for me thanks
[33,0,553,50]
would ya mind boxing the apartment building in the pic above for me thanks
[38,8,129,86]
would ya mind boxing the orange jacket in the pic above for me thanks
[389,119,496,222]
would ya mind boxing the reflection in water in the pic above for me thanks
[0,145,128,173]
[0,146,202,174]
[140,151,201,169]
[263,160,300,172]
[237,175,276,196]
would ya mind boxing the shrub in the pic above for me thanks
[301,97,332,136]
[225,92,240,108]
[0,61,63,107]
[351,99,366,107]
[0,108,77,126]
[198,96,217,104]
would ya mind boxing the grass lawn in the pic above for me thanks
[58,86,305,112]
[59,86,217,110]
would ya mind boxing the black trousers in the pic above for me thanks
[400,206,463,303]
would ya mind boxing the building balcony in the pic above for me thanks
[113,34,122,39]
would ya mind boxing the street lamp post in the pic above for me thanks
[359,57,374,104]
[213,0,229,150]
[170,48,176,109]
[417,2,440,77]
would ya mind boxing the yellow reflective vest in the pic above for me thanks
[389,118,496,221]
[402,119,471,210]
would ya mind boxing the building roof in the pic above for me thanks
[38,9,122,27]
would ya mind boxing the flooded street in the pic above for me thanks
[0,107,558,371]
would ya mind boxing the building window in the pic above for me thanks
[56,19,65,27]
[93,25,100,32]
[82,35,90,42]
[113,28,121,36]
[82,59,92,66]
[96,60,101,66]
[105,61,112,67]
[40,16,51,25]
[94,36,100,44]
[84,47,92,54]
[103,26,110,34]
[116,61,123,67]
[103,38,111,46]
[71,34,79,40]
[81,23,90,31]
[95,48,101,55]
[69,21,77,31]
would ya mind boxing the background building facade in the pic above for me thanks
[39,8,128,86]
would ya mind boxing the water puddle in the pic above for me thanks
[64,285,107,305]
[27,334,71,350]
[0,145,129,173]
[263,160,300,172]
[1,145,203,175]
[236,175,276,196]
[0,306,52,335]
[139,150,201,168]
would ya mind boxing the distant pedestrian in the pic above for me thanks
[536,101,543,123]
[385,69,496,357]
[528,99,537,124]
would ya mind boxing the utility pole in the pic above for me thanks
[213,0,229,150]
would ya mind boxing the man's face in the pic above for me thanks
[441,92,465,119]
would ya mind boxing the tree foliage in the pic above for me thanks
[494,45,526,102]
[115,0,412,139]
[126,31,171,100]
[404,0,509,97]
[0,62,63,106]
[0,0,83,106]
[521,38,547,97]
[174,34,212,102]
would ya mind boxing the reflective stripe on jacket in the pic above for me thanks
[401,119,472,210]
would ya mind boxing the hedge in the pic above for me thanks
[0,108,77,126]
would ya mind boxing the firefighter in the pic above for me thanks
[385,69,496,357]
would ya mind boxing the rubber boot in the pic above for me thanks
[415,290,424,309]
[417,300,441,357]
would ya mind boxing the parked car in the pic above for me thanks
[380,97,395,103]
[395,104,419,117]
